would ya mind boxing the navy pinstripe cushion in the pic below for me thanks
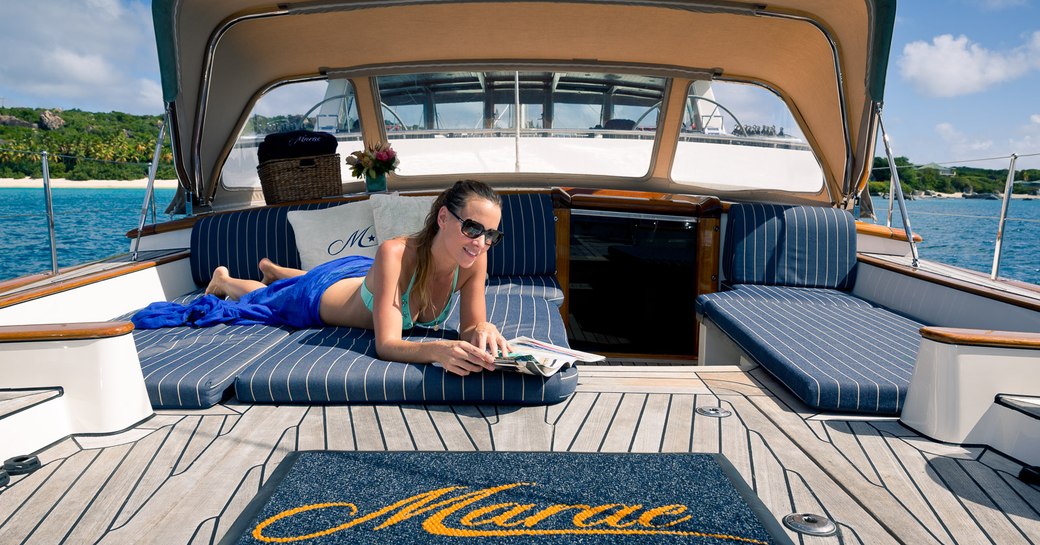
[134,322,293,409]
[724,204,857,289]
[698,288,926,414]
[484,275,565,307]
[488,193,556,277]
[234,292,574,405]
[695,284,873,316]
[190,202,339,286]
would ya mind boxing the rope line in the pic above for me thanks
[901,210,1040,224]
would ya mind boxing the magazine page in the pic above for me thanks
[493,337,605,376]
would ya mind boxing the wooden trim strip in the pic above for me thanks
[857,254,1040,313]
[0,251,189,310]
[855,221,922,243]
[0,321,134,343]
[920,326,1040,349]
[558,188,721,216]
[555,208,571,330]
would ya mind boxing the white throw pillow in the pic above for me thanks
[287,200,379,270]
[370,193,438,242]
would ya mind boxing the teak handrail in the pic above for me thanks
[0,321,134,343]
[920,326,1040,349]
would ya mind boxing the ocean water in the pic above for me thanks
[0,188,1037,286]
[870,197,1039,285]
[0,187,179,281]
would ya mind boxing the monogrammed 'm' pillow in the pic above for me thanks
[287,200,379,270]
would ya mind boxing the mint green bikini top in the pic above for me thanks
[359,266,458,330]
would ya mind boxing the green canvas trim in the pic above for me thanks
[868,0,897,103]
[152,0,179,102]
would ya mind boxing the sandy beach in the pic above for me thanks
[0,178,179,189]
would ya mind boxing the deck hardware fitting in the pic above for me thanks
[0,468,9,487]
[782,513,838,536]
[695,406,732,418]
[4,454,41,476]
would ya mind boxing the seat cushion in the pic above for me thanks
[723,203,857,289]
[696,284,874,316]
[484,275,565,307]
[234,293,575,405]
[134,322,293,409]
[698,286,925,414]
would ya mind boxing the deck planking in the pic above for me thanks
[0,365,1036,544]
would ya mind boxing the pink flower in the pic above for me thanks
[375,150,390,162]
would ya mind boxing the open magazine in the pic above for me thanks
[493,336,605,376]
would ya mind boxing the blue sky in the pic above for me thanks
[1,0,1038,169]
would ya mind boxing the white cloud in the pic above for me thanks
[0,0,162,114]
[1031,114,1040,124]
[898,33,1038,97]
[935,122,994,154]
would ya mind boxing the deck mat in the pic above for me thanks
[219,451,792,545]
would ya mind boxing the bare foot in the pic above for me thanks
[206,266,230,297]
[259,258,276,285]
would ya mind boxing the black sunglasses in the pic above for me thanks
[448,208,504,246]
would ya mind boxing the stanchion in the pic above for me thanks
[41,151,59,275]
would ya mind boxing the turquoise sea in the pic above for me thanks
[0,187,179,282]
[0,188,1037,285]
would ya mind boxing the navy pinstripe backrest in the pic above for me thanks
[190,193,557,287]
[723,203,857,290]
[190,202,337,286]
[487,193,556,277]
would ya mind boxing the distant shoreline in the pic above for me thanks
[0,178,179,189]
[873,191,1037,200]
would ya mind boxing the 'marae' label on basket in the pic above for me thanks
[223,451,791,545]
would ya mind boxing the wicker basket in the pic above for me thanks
[257,153,342,204]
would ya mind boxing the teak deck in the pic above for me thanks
[1,364,1037,544]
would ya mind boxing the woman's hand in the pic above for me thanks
[466,321,511,359]
[434,340,496,376]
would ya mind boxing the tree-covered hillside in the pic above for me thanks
[869,156,1040,196]
[0,107,174,180]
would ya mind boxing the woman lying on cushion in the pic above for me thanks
[133,180,509,376]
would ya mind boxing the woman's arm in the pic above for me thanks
[458,253,511,357]
[368,241,494,375]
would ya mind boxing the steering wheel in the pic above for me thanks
[685,95,747,137]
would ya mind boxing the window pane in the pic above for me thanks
[223,79,362,189]
[671,81,824,192]
[378,71,663,177]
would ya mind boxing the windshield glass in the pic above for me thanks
[377,71,664,177]
[671,80,824,192]
[222,79,361,189]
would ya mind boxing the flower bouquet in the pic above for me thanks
[345,143,399,192]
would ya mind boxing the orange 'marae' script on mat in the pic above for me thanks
[252,482,768,544]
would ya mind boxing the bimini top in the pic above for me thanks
[152,0,896,208]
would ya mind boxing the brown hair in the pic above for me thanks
[410,180,501,317]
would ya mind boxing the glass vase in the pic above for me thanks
[364,172,387,192]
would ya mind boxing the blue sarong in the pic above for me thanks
[132,255,375,329]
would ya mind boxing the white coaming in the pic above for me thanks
[0,259,196,326]
[0,334,154,460]
[901,339,1040,466]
